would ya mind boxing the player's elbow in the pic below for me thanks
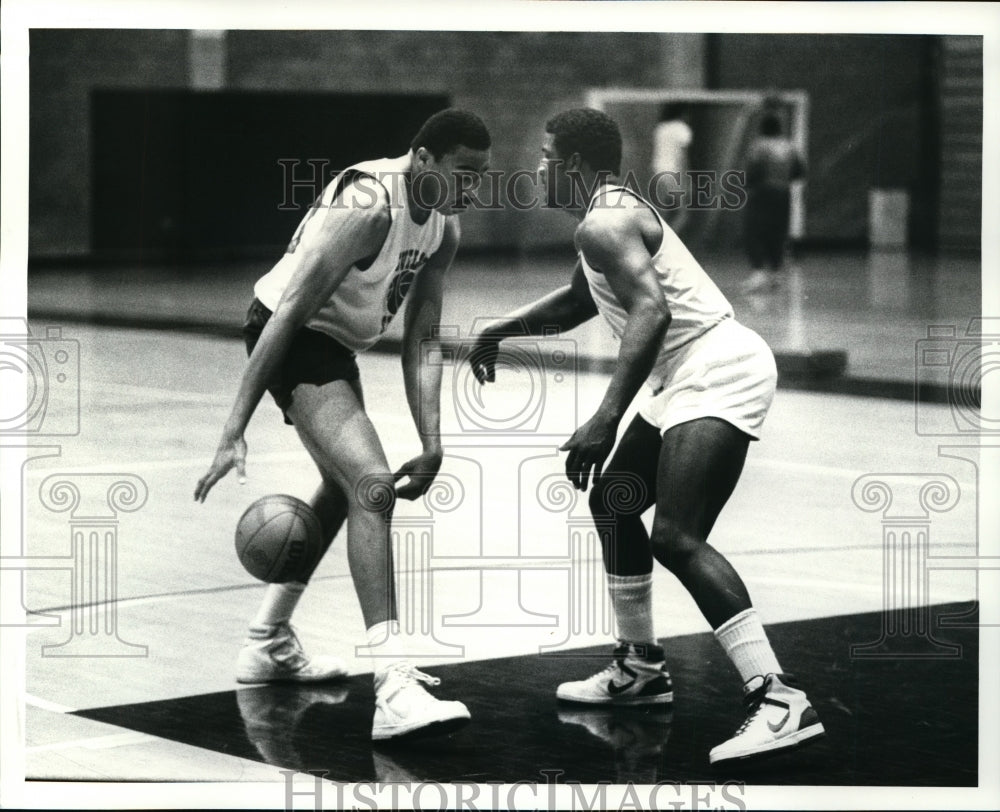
[641,298,671,333]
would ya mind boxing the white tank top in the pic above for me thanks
[254,156,448,353]
[579,185,733,389]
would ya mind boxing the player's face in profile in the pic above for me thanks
[538,133,566,209]
[417,145,490,215]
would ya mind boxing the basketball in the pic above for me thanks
[234,494,323,583]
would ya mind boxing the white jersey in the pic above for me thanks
[254,156,448,353]
[579,185,734,391]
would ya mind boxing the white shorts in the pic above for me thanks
[638,318,778,440]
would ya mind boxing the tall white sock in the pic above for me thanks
[714,608,782,684]
[367,619,400,676]
[607,573,656,646]
[250,581,305,635]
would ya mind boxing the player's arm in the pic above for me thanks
[468,259,597,384]
[195,183,391,502]
[560,206,671,491]
[395,218,459,499]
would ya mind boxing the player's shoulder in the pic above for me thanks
[580,188,647,240]
[330,173,392,234]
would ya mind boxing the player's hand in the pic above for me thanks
[394,449,443,500]
[194,433,248,503]
[559,412,618,492]
[468,333,501,385]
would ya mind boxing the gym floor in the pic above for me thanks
[9,247,995,807]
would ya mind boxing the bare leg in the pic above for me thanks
[649,417,752,629]
[287,379,397,629]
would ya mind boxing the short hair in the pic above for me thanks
[411,108,491,159]
[760,113,783,136]
[545,108,622,174]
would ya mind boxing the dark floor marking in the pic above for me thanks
[73,602,978,785]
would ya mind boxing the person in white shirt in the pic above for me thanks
[196,109,491,742]
[651,103,693,235]
[468,108,824,766]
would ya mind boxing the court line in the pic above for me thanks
[23,448,978,491]
[86,382,235,405]
[24,693,76,714]
[26,731,157,754]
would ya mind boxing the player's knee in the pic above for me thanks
[588,473,649,520]
[353,470,397,515]
[650,518,702,572]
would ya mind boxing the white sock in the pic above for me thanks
[607,573,656,646]
[249,581,306,635]
[366,620,401,677]
[714,608,782,684]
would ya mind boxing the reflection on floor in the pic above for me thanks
[75,602,978,786]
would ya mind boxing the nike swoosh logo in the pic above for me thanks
[768,710,791,733]
[607,679,636,696]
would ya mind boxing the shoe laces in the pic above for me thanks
[735,677,771,735]
[383,661,442,688]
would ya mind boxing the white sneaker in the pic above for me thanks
[709,673,825,764]
[235,623,348,684]
[372,662,470,741]
[556,642,674,705]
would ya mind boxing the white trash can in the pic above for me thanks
[868,188,910,248]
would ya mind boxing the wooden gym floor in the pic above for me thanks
[6,248,996,805]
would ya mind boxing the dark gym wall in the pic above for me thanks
[29,30,189,257]
[29,29,974,261]
[710,33,939,247]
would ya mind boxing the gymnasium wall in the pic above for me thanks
[710,33,940,247]
[28,30,975,261]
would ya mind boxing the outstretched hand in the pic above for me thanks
[559,412,618,492]
[194,433,247,503]
[468,333,501,385]
[394,449,443,500]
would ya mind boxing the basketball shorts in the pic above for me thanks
[639,318,777,440]
[242,298,360,425]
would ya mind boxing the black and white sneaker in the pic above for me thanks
[556,642,673,706]
[709,673,825,764]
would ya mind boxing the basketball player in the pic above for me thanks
[195,109,491,741]
[468,108,824,765]
[743,111,805,292]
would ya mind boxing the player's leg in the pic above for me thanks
[235,477,352,678]
[650,416,823,763]
[237,305,355,684]
[288,379,470,740]
[556,415,672,706]
[650,417,752,625]
[764,188,791,276]
[743,194,771,292]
